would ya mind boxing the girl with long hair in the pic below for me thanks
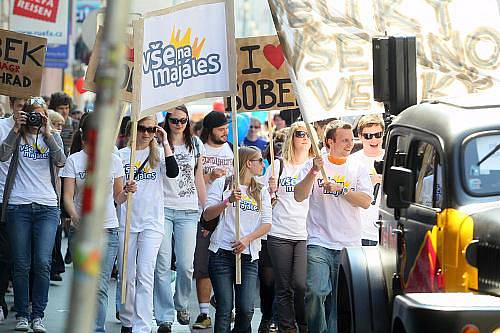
[264,122,316,333]
[117,115,179,333]
[203,146,272,333]
[60,112,134,332]
[153,105,206,331]
[0,97,66,332]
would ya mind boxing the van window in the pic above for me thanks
[414,142,442,208]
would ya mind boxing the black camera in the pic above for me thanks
[26,112,42,127]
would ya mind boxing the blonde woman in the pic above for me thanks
[203,146,272,333]
[0,97,66,332]
[117,115,179,333]
[263,122,316,333]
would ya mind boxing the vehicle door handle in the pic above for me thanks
[392,229,403,236]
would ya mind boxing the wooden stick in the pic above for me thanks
[230,95,242,285]
[268,112,275,178]
[113,103,128,144]
[121,117,138,304]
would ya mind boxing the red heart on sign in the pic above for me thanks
[263,44,285,70]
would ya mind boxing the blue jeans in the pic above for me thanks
[153,208,199,324]
[95,228,119,333]
[305,245,341,333]
[6,203,59,319]
[209,249,258,333]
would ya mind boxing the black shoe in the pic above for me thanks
[210,295,217,308]
[1,300,8,319]
[116,311,120,321]
[50,273,62,282]
[258,319,271,333]
[157,322,172,333]
[120,326,132,333]
[64,251,72,265]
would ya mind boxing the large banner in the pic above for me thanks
[225,35,297,113]
[268,0,500,122]
[0,29,47,97]
[134,0,236,118]
[85,28,135,102]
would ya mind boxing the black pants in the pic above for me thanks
[0,215,11,314]
[267,235,307,332]
[258,240,275,322]
[51,223,65,275]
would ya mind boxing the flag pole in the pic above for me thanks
[230,95,242,284]
[66,0,131,331]
[268,112,275,178]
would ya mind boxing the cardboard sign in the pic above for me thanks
[225,35,297,112]
[134,0,237,118]
[84,28,134,102]
[267,0,500,122]
[0,29,47,97]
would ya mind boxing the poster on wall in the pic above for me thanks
[0,29,47,97]
[225,35,297,113]
[133,0,237,118]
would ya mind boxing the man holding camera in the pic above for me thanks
[351,114,385,246]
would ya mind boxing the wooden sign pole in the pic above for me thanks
[230,95,242,284]
[268,112,275,177]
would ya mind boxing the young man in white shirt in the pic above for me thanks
[351,114,385,246]
[193,111,233,329]
[294,120,373,333]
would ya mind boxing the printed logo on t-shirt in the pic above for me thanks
[20,143,49,160]
[124,160,156,181]
[176,152,196,197]
[235,194,259,212]
[78,171,86,179]
[317,175,351,196]
[279,176,298,193]
[203,156,233,174]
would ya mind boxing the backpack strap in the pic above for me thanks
[275,157,284,191]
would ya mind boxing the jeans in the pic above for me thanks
[154,208,199,324]
[6,203,59,319]
[209,249,258,333]
[305,245,341,333]
[268,236,307,331]
[95,229,119,333]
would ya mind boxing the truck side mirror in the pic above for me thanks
[385,166,414,208]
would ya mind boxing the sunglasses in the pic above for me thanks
[168,117,188,125]
[137,125,157,134]
[294,130,309,138]
[26,96,46,106]
[250,125,261,129]
[362,132,383,140]
[250,158,264,163]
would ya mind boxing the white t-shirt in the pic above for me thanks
[350,150,384,241]
[60,150,124,229]
[10,133,59,206]
[207,178,272,261]
[118,146,166,234]
[0,117,14,202]
[163,137,205,210]
[202,142,234,178]
[299,155,373,250]
[262,159,310,240]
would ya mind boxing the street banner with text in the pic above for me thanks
[225,35,297,113]
[0,29,47,97]
[267,0,500,122]
[134,0,236,118]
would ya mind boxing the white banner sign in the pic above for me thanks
[134,0,236,118]
[9,0,69,46]
[268,0,500,123]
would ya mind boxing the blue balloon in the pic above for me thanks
[228,113,250,145]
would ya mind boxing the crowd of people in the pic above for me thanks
[0,93,386,333]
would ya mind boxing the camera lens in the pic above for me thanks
[26,112,42,127]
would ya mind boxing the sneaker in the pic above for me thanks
[177,309,190,325]
[14,317,29,331]
[31,318,46,333]
[258,319,271,333]
[64,251,72,265]
[269,322,278,332]
[120,326,132,333]
[192,313,212,329]
[50,273,62,282]
[209,295,217,308]
[157,322,172,333]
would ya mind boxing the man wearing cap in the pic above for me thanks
[193,111,234,329]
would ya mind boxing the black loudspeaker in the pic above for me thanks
[372,36,417,116]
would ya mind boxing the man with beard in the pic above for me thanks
[193,111,234,329]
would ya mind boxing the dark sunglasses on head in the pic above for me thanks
[250,157,264,163]
[250,125,261,129]
[168,117,189,125]
[362,132,383,140]
[294,130,309,138]
[137,125,157,134]
[26,96,46,106]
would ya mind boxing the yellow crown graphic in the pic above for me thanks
[134,160,151,173]
[332,175,350,189]
[170,26,206,59]
[31,143,48,154]
[241,194,257,206]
